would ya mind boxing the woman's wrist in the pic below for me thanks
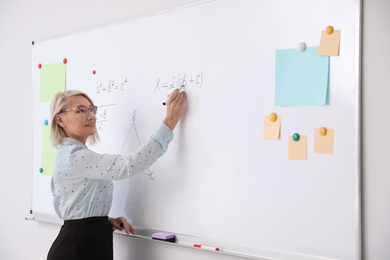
[162,118,177,131]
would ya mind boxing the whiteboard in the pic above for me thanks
[31,0,361,259]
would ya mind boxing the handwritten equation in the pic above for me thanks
[96,78,128,94]
[154,72,203,92]
[96,104,115,131]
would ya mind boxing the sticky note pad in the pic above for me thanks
[40,62,66,102]
[263,115,281,139]
[152,233,175,242]
[275,47,329,106]
[42,124,57,176]
[288,135,307,160]
[314,128,335,154]
[318,30,341,56]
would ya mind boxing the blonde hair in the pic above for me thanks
[50,90,100,148]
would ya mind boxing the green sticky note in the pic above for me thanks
[40,62,66,102]
[41,124,57,176]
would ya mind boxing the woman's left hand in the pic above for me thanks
[109,216,137,235]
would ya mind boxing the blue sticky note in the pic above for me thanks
[275,46,329,106]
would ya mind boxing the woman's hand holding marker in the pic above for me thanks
[163,88,186,131]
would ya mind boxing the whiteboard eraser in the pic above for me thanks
[152,232,176,242]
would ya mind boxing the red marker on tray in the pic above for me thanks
[194,244,220,251]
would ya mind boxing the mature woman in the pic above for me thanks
[47,89,186,260]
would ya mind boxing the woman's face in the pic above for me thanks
[55,95,97,145]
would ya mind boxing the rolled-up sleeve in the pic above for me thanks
[150,123,174,153]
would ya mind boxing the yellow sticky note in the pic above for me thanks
[40,62,66,102]
[288,135,307,160]
[317,30,341,56]
[314,128,335,154]
[263,115,281,139]
[42,124,57,176]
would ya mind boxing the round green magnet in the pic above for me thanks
[39,168,43,173]
[292,133,300,141]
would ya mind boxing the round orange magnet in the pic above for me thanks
[319,127,327,136]
[269,112,277,122]
[326,26,334,34]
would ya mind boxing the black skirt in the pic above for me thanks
[47,216,113,260]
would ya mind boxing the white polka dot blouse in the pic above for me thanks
[51,123,173,220]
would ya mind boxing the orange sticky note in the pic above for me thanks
[263,115,281,139]
[288,135,307,160]
[317,30,341,56]
[314,128,335,154]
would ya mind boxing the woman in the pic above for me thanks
[47,89,186,260]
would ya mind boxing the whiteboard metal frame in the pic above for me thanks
[28,0,363,259]
[355,0,363,259]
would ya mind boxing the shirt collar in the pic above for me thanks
[61,137,87,147]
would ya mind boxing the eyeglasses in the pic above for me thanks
[59,105,98,116]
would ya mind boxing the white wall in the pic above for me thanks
[0,0,388,259]
[362,0,390,259]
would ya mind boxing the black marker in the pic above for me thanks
[162,86,185,105]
